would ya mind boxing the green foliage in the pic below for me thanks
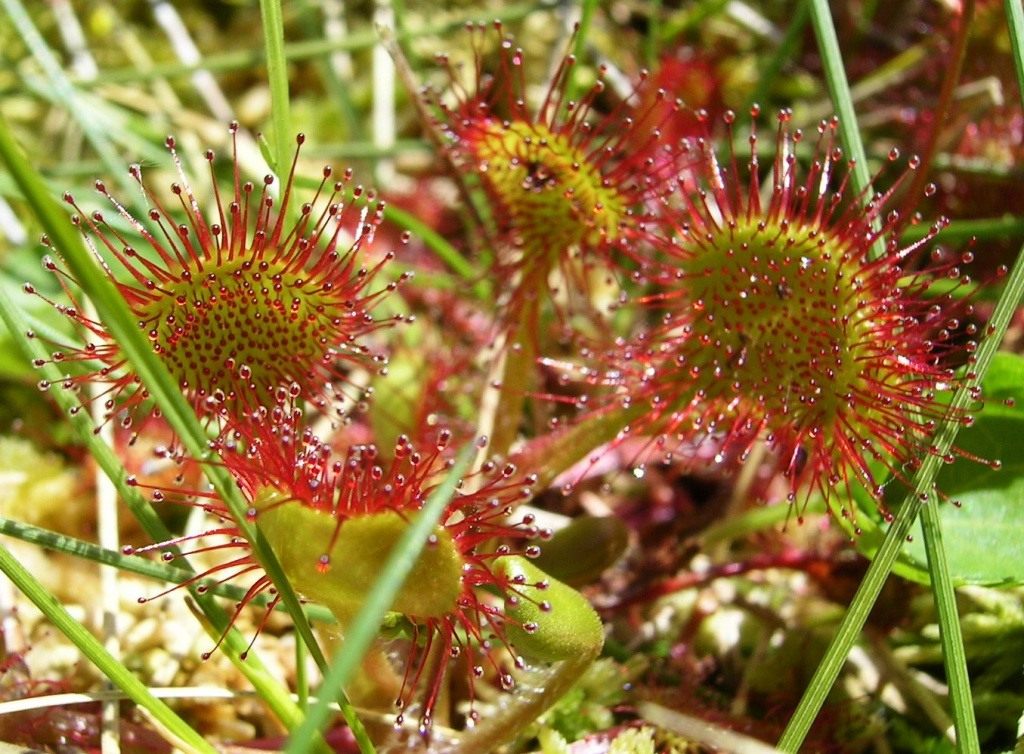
[903,352,1024,585]
[539,725,659,754]
[851,353,1024,586]
[535,658,643,743]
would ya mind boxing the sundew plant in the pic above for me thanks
[1,2,1024,753]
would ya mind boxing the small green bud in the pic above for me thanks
[500,555,604,663]
[531,515,628,587]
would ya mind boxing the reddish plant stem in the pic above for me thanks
[601,550,835,612]
[899,0,974,227]
[383,31,498,252]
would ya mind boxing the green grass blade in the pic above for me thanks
[284,443,475,753]
[0,514,203,584]
[293,0,363,140]
[919,494,980,753]
[777,237,1024,751]
[1007,0,1024,104]
[0,516,334,624]
[1,0,131,192]
[806,0,871,196]
[0,539,217,754]
[84,3,546,87]
[897,1,972,219]
[806,0,889,261]
[382,202,488,296]
[701,498,828,547]
[745,0,808,114]
[260,0,291,173]
[289,169,485,295]
[901,216,1024,245]
[304,139,430,159]
[642,0,663,67]
[568,0,599,99]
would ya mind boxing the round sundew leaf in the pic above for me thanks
[847,352,1024,586]
[254,491,464,620]
[471,120,629,254]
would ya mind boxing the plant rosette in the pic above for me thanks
[427,24,694,328]
[577,109,982,521]
[127,408,604,738]
[28,124,409,440]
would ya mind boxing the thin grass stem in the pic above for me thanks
[0,0,130,192]
[81,3,545,87]
[382,203,489,297]
[919,493,980,753]
[0,516,335,623]
[294,0,364,139]
[745,0,808,115]
[260,0,292,173]
[901,215,1024,245]
[0,540,217,754]
[898,0,973,223]
[806,0,882,260]
[642,0,663,67]
[568,0,599,99]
